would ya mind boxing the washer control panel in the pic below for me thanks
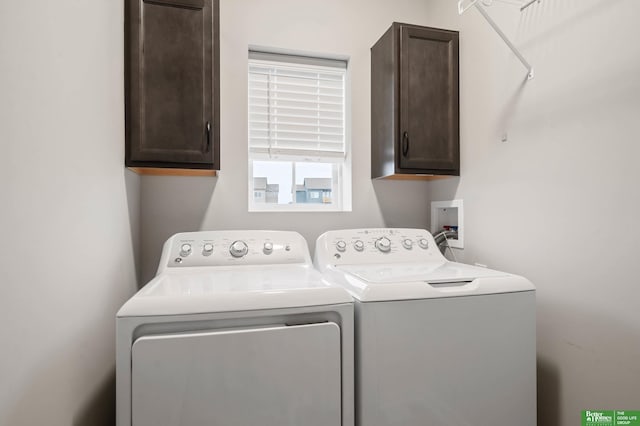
[160,230,309,271]
[315,228,446,267]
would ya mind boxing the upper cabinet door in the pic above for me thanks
[398,25,459,173]
[126,0,220,169]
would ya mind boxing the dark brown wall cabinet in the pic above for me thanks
[371,23,459,179]
[126,0,220,170]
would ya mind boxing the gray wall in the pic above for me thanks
[426,0,640,425]
[139,0,437,282]
[0,1,139,425]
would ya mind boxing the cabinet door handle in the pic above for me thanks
[205,121,211,153]
[402,131,409,157]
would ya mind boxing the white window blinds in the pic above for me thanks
[248,52,346,160]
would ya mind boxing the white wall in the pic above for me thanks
[0,1,138,425]
[139,0,437,281]
[426,0,640,424]
[4,0,632,424]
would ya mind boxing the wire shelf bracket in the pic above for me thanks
[458,0,534,80]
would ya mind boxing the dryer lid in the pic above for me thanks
[117,265,352,317]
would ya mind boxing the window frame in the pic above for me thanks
[247,48,352,213]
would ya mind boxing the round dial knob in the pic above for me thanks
[179,243,192,257]
[375,237,392,253]
[229,240,249,258]
[336,240,347,252]
[418,238,429,249]
[353,240,365,252]
[202,243,214,256]
[263,242,273,255]
[402,239,413,249]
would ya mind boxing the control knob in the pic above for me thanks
[229,240,249,258]
[336,240,347,252]
[375,237,391,253]
[353,240,365,252]
[402,239,413,250]
[263,242,273,255]
[179,243,192,257]
[418,238,429,249]
[202,243,214,256]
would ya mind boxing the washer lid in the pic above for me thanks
[333,261,535,302]
[117,265,352,317]
[340,261,507,283]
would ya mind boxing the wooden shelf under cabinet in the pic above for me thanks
[128,167,217,177]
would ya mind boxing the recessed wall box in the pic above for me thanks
[431,199,464,249]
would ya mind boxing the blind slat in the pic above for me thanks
[249,69,343,82]
[250,135,344,144]
[249,95,344,107]
[249,147,346,162]
[250,120,344,131]
[248,78,344,91]
[249,112,343,124]
[249,89,343,101]
[250,104,343,115]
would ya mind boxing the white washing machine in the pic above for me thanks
[117,230,354,426]
[314,228,536,426]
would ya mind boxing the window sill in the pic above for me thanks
[249,204,350,213]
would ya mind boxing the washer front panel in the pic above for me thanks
[356,292,536,426]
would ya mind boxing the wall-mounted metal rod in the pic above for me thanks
[520,0,540,12]
[458,0,480,14]
[474,2,534,79]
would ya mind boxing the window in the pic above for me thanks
[248,50,351,211]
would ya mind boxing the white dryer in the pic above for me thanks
[117,230,354,426]
[314,228,536,426]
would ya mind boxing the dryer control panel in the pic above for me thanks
[158,230,310,272]
[314,228,447,267]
